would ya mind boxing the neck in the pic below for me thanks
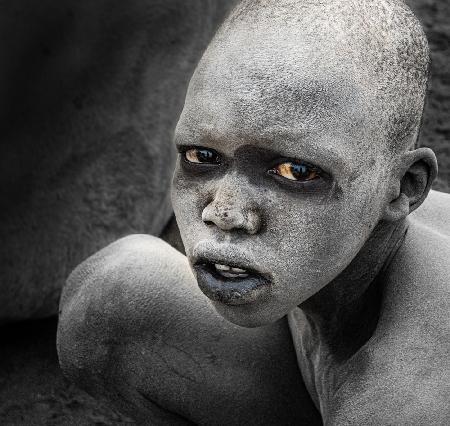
[299,218,408,361]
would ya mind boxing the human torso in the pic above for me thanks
[289,190,450,425]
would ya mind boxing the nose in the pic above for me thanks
[202,186,262,235]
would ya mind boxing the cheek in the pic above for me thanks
[172,165,201,213]
[344,172,387,230]
[274,205,357,267]
[265,185,381,282]
[171,166,209,250]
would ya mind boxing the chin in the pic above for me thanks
[192,262,286,327]
[211,299,285,328]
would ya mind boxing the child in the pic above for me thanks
[58,0,450,423]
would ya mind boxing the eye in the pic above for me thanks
[183,147,220,164]
[269,161,320,182]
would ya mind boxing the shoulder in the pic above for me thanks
[411,189,450,236]
[387,191,450,315]
[393,218,450,298]
[57,235,193,385]
[380,220,450,331]
[58,234,192,350]
[365,220,450,392]
[60,234,188,308]
[330,222,450,423]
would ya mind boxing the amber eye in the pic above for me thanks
[184,148,220,164]
[269,161,320,182]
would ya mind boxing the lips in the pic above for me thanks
[192,244,272,306]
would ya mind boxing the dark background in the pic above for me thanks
[1,0,449,424]
[408,0,450,192]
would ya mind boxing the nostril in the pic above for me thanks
[201,200,261,234]
[202,208,215,226]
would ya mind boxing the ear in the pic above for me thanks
[383,147,438,222]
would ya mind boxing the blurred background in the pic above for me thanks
[0,0,448,423]
[409,0,450,192]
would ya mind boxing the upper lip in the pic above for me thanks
[192,242,270,279]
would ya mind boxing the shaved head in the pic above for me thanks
[190,0,429,153]
[173,0,436,326]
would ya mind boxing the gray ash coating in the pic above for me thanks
[219,0,429,154]
[2,0,450,424]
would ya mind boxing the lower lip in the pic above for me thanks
[193,264,272,306]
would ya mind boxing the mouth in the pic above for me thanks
[193,258,272,306]
[211,262,251,279]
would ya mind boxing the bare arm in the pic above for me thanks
[57,235,321,425]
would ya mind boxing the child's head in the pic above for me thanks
[172,0,437,326]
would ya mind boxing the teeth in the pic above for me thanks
[230,266,247,273]
[214,263,230,271]
[214,263,249,278]
[220,272,249,278]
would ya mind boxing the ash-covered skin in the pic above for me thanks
[57,0,450,424]
[172,0,433,327]
[170,0,450,422]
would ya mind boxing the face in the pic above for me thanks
[171,33,393,327]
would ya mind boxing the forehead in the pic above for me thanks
[176,25,384,168]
